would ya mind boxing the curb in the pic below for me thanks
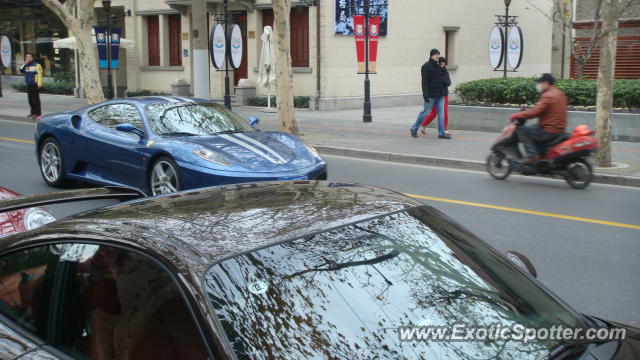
[315,145,640,188]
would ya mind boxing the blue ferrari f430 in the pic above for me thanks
[35,97,327,195]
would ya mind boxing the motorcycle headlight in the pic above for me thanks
[24,208,56,230]
[193,148,231,166]
[304,144,321,159]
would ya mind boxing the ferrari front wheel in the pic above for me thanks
[150,157,182,196]
[39,138,67,187]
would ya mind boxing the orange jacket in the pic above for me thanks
[513,85,568,133]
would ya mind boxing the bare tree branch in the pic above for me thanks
[41,0,74,29]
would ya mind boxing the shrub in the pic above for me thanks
[455,77,640,107]
[248,96,276,107]
[53,71,74,83]
[12,81,74,95]
[247,96,310,109]
[125,89,169,97]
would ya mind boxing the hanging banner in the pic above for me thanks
[94,26,108,69]
[229,24,243,69]
[368,16,380,73]
[353,15,365,73]
[488,26,504,70]
[507,26,523,70]
[0,36,11,68]
[210,24,226,69]
[110,27,121,69]
[335,0,388,36]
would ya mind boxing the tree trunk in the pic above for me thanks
[272,0,300,135]
[42,0,105,104]
[594,0,618,167]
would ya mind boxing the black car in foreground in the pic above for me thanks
[0,182,637,360]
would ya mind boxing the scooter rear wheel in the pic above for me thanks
[564,159,592,189]
[487,152,512,180]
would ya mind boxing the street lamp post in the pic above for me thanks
[363,1,371,123]
[223,0,231,109]
[503,0,510,79]
[351,0,387,123]
[102,0,114,100]
[493,0,518,78]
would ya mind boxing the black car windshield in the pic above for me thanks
[145,103,253,136]
[204,207,588,360]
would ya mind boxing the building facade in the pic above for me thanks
[570,0,640,79]
[3,0,557,109]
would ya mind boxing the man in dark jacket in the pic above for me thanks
[509,73,568,163]
[410,49,450,139]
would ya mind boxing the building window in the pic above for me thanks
[443,26,460,67]
[147,15,160,66]
[262,7,309,67]
[168,15,182,66]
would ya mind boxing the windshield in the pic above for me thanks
[145,103,254,136]
[204,207,588,360]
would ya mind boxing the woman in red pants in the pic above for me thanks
[420,57,451,136]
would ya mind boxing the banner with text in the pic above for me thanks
[354,15,365,73]
[336,0,388,36]
[368,16,380,73]
[94,26,107,69]
[353,16,380,74]
[110,28,121,69]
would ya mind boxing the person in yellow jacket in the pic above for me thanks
[19,53,43,119]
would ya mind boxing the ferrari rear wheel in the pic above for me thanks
[39,138,67,187]
[150,157,182,196]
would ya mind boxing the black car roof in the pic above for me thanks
[0,181,423,276]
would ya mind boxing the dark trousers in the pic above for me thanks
[515,125,563,157]
[27,84,41,116]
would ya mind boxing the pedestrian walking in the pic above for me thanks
[420,57,451,136]
[19,53,43,119]
[410,49,451,139]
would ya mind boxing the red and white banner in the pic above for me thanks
[353,16,381,74]
[368,16,380,73]
[353,15,365,73]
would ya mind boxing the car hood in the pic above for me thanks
[179,131,320,171]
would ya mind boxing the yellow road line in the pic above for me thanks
[0,137,35,144]
[405,193,640,230]
[0,135,637,230]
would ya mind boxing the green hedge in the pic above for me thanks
[455,77,640,108]
[248,96,311,109]
[125,89,170,97]
[12,81,75,95]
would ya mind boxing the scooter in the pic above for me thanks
[486,118,598,189]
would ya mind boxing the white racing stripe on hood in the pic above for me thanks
[218,134,281,164]
[234,133,288,164]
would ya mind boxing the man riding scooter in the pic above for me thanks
[509,73,568,163]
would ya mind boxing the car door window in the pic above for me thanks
[89,104,145,132]
[50,243,209,360]
[0,246,61,340]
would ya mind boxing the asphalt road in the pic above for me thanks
[1,118,639,328]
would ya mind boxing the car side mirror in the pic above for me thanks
[248,117,260,128]
[71,115,82,129]
[506,250,538,278]
[115,123,145,138]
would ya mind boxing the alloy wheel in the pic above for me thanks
[41,142,62,183]
[151,160,180,195]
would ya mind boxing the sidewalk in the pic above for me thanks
[2,87,639,182]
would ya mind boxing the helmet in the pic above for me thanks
[572,125,594,137]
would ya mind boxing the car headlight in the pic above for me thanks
[193,148,231,166]
[24,208,56,230]
[304,144,322,159]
